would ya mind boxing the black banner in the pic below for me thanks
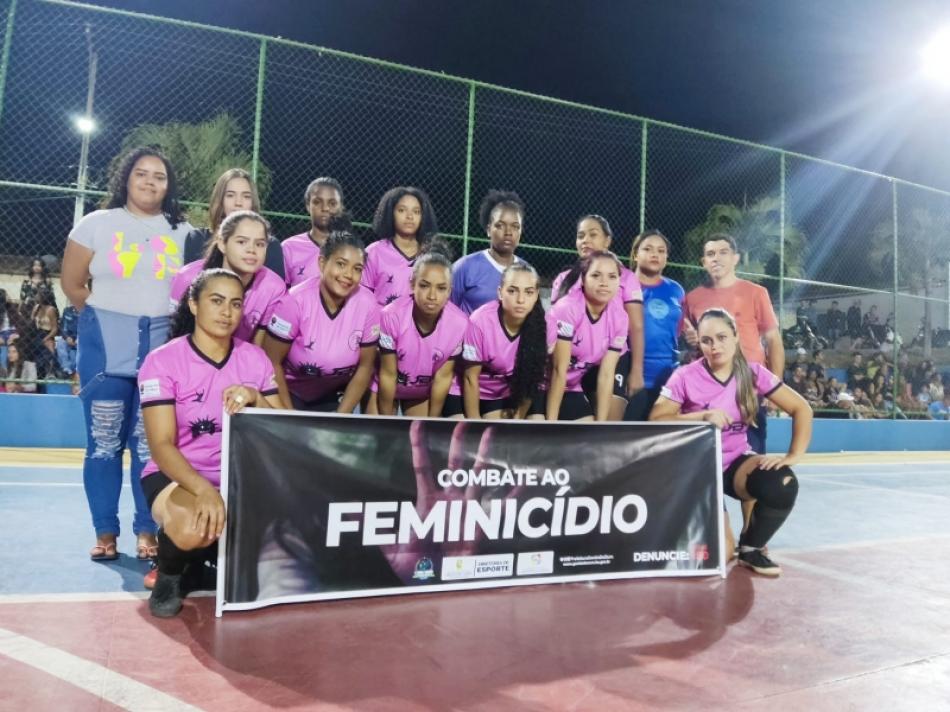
[217,413,724,614]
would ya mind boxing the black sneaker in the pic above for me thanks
[149,572,183,618]
[181,560,218,594]
[738,548,781,577]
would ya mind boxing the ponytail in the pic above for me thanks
[698,308,758,426]
[502,263,547,412]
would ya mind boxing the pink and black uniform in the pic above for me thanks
[281,232,321,287]
[361,239,416,306]
[137,336,278,498]
[660,359,782,473]
[266,278,380,410]
[372,295,468,402]
[547,288,629,418]
[169,260,286,342]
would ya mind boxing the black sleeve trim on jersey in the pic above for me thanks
[557,334,572,341]
[378,346,397,355]
[360,340,379,348]
[141,399,175,409]
[266,331,294,344]
[623,298,644,305]
[260,388,280,397]
[762,382,783,398]
[608,346,623,353]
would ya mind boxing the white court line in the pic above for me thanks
[0,626,204,711]
[0,591,214,605]
[806,475,950,501]
[0,482,112,488]
[778,531,950,556]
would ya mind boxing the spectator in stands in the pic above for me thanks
[451,190,527,315]
[846,299,862,341]
[928,373,945,403]
[846,352,867,390]
[929,392,950,420]
[56,304,79,377]
[61,145,192,563]
[788,364,807,396]
[0,288,17,369]
[182,168,283,278]
[281,177,345,287]
[30,288,59,380]
[20,257,55,310]
[825,301,844,344]
[803,376,822,410]
[808,349,826,382]
[862,304,883,346]
[2,343,36,393]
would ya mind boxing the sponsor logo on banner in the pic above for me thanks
[412,557,435,580]
[441,555,514,581]
[632,550,691,563]
[516,551,554,576]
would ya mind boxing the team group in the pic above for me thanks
[59,146,812,617]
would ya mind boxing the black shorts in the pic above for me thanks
[545,390,593,420]
[141,471,174,510]
[442,393,545,418]
[623,385,663,421]
[291,392,342,412]
[722,453,755,499]
[581,350,631,404]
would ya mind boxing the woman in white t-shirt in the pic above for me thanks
[61,146,192,563]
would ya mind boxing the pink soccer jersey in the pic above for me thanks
[168,260,287,342]
[372,295,468,400]
[551,265,643,306]
[266,278,381,404]
[361,239,415,306]
[281,233,321,287]
[660,358,782,471]
[548,289,629,392]
[457,301,530,400]
[138,336,279,487]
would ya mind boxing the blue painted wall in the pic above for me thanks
[0,393,946,451]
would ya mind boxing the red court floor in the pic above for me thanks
[1,451,949,711]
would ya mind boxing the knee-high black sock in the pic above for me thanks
[739,467,799,549]
[157,529,189,576]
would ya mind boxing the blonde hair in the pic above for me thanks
[697,308,759,426]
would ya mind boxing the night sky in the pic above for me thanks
[85,0,950,192]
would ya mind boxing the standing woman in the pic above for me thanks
[546,251,629,421]
[451,190,526,315]
[20,257,56,309]
[361,186,439,307]
[170,211,285,346]
[181,168,284,277]
[650,308,811,576]
[263,221,380,412]
[625,230,685,420]
[282,177,345,287]
[61,146,192,562]
[444,262,547,419]
[140,269,283,617]
[30,288,59,381]
[374,241,469,417]
[552,215,645,419]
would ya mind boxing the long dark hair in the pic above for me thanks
[26,257,50,281]
[479,190,525,231]
[630,229,670,268]
[554,249,624,302]
[103,146,184,228]
[502,263,547,411]
[697,308,758,426]
[202,210,271,270]
[170,268,245,339]
[371,186,439,247]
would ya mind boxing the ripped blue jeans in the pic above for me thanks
[77,307,169,537]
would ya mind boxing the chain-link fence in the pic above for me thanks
[0,0,948,418]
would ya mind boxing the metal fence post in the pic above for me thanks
[251,37,267,183]
[0,0,17,131]
[779,152,786,326]
[892,180,899,419]
[461,83,476,258]
[639,120,648,236]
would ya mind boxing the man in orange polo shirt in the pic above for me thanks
[683,233,784,453]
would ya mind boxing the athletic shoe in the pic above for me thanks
[149,572,183,618]
[738,548,782,577]
[182,560,218,594]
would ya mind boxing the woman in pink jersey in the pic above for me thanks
[443,263,548,419]
[361,186,440,306]
[139,268,283,617]
[547,251,630,421]
[552,215,645,420]
[263,224,380,412]
[373,241,469,417]
[169,211,286,345]
[650,308,812,577]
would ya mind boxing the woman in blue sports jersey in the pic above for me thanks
[624,230,685,420]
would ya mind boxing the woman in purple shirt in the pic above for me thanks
[650,308,812,576]
[361,186,439,306]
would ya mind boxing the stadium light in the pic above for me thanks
[921,26,950,88]
[74,115,96,134]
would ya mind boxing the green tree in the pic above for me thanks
[868,207,950,358]
[683,194,806,292]
[110,113,271,227]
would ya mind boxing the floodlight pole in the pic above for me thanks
[73,23,98,227]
